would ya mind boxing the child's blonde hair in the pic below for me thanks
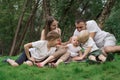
[78,30,89,43]
[71,36,78,41]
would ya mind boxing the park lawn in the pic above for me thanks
[0,54,120,80]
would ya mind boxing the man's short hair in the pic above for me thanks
[75,19,86,24]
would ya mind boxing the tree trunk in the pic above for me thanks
[0,40,3,56]
[9,0,40,56]
[15,0,40,56]
[43,0,51,19]
[9,0,29,56]
[97,0,116,28]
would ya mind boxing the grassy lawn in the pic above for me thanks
[0,54,120,80]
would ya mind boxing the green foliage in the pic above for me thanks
[104,0,120,41]
[50,0,103,41]
[0,0,40,55]
[1,54,120,80]
[80,0,103,19]
[50,0,79,41]
[0,0,24,54]
[0,0,120,55]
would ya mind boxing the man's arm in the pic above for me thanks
[89,32,96,39]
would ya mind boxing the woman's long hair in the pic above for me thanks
[44,16,55,40]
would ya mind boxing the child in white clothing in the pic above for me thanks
[36,36,82,67]
[67,36,82,58]
[5,31,61,66]
[73,30,106,63]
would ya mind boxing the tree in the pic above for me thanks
[9,0,40,56]
[1,0,120,56]
[43,0,51,19]
[97,0,116,28]
[104,0,120,40]
[9,0,29,56]
[0,0,24,55]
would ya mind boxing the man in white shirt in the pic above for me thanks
[74,19,120,56]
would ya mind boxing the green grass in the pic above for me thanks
[0,54,120,80]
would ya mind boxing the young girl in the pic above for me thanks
[5,31,61,66]
[73,30,106,63]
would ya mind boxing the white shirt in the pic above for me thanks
[81,37,99,53]
[73,20,109,46]
[73,29,80,36]
[29,40,56,61]
[67,43,81,57]
[86,20,109,44]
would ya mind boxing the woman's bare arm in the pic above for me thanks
[40,29,45,40]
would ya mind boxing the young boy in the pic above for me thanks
[5,31,61,66]
[36,36,82,68]
[72,30,106,63]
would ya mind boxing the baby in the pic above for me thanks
[73,30,106,63]
[67,36,82,58]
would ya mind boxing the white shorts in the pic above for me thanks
[96,33,116,48]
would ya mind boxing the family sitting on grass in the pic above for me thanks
[4,16,120,68]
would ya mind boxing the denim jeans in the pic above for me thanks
[15,51,28,65]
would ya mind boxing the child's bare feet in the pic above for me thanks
[88,55,97,62]
[98,54,106,62]
[36,63,44,68]
[7,58,19,66]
